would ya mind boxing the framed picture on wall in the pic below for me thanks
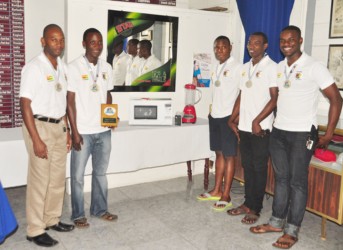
[141,30,153,41]
[328,45,343,89]
[329,0,343,38]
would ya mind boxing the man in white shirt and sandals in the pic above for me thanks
[250,25,342,249]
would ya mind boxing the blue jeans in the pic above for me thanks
[268,127,316,238]
[70,130,111,220]
[239,131,270,213]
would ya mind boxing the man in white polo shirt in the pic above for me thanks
[112,40,130,86]
[137,40,162,76]
[197,36,241,212]
[125,38,142,85]
[250,25,342,249]
[67,28,117,229]
[20,24,74,248]
[228,32,277,225]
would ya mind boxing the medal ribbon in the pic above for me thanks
[84,55,100,84]
[215,60,228,84]
[284,64,297,82]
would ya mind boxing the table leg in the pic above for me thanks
[187,160,192,182]
[321,217,327,240]
[204,158,209,190]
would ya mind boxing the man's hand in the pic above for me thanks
[228,119,240,141]
[72,132,83,151]
[33,138,48,159]
[317,134,332,149]
[252,120,263,136]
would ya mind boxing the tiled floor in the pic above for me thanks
[1,174,343,249]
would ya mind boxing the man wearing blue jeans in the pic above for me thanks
[228,32,277,224]
[67,28,117,228]
[250,26,342,249]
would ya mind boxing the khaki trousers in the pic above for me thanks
[22,120,67,237]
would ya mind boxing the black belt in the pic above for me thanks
[33,115,62,124]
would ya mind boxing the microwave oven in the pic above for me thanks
[129,98,173,126]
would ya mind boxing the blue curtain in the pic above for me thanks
[236,0,295,63]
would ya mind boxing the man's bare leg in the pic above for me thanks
[221,155,235,202]
[201,151,225,197]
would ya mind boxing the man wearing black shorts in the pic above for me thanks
[197,36,241,212]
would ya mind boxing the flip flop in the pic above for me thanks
[241,212,260,225]
[197,192,221,201]
[74,217,90,229]
[211,201,233,212]
[249,224,283,234]
[227,204,250,216]
[272,234,298,249]
[100,212,118,222]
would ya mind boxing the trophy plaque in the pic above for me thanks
[101,104,118,127]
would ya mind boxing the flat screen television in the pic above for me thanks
[107,10,178,92]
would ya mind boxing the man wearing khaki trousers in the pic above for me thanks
[20,24,74,247]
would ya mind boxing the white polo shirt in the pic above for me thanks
[139,54,162,75]
[112,51,130,86]
[20,52,68,119]
[210,56,241,118]
[238,55,277,132]
[274,52,334,132]
[67,55,113,134]
[125,55,143,85]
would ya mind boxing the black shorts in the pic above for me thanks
[209,114,237,157]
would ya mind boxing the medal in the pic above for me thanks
[215,60,228,87]
[91,83,99,92]
[283,64,297,89]
[55,83,62,92]
[245,80,252,88]
[284,80,291,88]
[84,56,100,93]
[247,55,266,89]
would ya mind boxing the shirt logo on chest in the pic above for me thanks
[46,75,54,82]
[82,74,89,80]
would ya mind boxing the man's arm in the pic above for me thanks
[66,91,83,151]
[106,91,112,104]
[252,87,278,135]
[62,114,72,152]
[20,97,48,159]
[228,91,241,140]
[318,83,343,148]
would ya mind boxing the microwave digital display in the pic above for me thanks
[134,105,157,120]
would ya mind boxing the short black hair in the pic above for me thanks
[139,40,152,51]
[214,36,231,45]
[281,25,301,37]
[250,32,268,44]
[128,38,139,46]
[43,24,62,37]
[83,28,101,41]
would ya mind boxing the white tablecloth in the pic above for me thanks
[68,118,211,176]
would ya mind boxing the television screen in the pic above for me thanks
[107,10,178,92]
